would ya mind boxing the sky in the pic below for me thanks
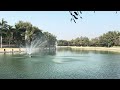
[0,11,120,40]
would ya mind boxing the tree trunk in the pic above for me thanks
[9,39,10,48]
[0,35,2,48]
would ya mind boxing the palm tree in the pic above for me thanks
[15,21,32,47]
[7,25,14,47]
[13,27,23,47]
[0,18,8,48]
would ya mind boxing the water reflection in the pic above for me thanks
[57,47,119,55]
[0,48,120,79]
[0,50,57,79]
[57,47,90,54]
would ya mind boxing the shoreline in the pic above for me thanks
[57,46,120,53]
[0,48,26,53]
[1,46,120,53]
[0,47,56,53]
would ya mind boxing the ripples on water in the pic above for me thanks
[0,48,120,79]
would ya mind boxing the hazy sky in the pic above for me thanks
[0,11,120,40]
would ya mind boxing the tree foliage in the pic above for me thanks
[57,31,120,47]
[43,32,57,46]
[0,19,57,48]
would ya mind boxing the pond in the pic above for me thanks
[0,48,120,79]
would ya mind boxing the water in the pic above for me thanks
[0,48,120,79]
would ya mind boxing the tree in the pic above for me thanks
[98,31,120,47]
[57,40,68,46]
[0,18,57,48]
[0,18,8,48]
[15,21,45,48]
[15,21,32,46]
[57,31,120,47]
[68,39,75,46]
[7,25,14,47]
[44,32,57,47]
[90,37,99,46]
[15,21,57,48]
[74,37,80,46]
[82,37,89,46]
[73,36,89,46]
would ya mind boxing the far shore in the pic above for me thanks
[1,46,120,53]
[57,46,120,53]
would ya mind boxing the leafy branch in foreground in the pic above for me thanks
[69,11,118,23]
[69,11,82,23]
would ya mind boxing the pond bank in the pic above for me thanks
[1,46,120,53]
[0,48,26,53]
[57,46,120,53]
[0,47,56,53]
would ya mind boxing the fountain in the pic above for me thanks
[25,33,48,57]
[18,29,57,57]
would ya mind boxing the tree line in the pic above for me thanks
[57,31,120,47]
[0,18,57,48]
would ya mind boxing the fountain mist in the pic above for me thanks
[25,34,48,56]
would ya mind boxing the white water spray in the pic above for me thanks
[25,35,48,57]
